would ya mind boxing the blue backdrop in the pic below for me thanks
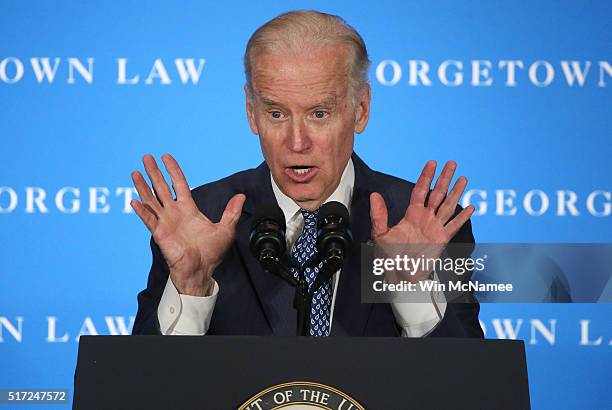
[0,1,610,409]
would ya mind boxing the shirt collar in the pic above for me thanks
[271,158,355,223]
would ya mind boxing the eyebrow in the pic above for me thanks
[258,95,338,110]
[259,96,283,107]
[312,97,338,109]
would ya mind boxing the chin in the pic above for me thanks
[285,184,323,204]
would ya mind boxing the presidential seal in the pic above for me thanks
[239,381,365,410]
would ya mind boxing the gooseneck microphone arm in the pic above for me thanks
[250,202,352,336]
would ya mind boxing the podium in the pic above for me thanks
[73,336,530,409]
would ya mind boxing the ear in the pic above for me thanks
[244,84,259,135]
[354,84,371,134]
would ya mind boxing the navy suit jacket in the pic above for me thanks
[133,153,484,338]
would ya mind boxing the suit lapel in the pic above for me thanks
[331,153,396,336]
[235,162,296,335]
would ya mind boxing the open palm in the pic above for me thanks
[370,160,474,282]
[131,154,245,296]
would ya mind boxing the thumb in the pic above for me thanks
[220,193,246,227]
[370,192,389,239]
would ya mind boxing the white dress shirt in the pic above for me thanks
[158,159,447,336]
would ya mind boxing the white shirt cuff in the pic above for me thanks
[391,272,447,337]
[157,276,218,335]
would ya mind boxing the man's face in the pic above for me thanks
[246,44,370,211]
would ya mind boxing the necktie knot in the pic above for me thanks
[299,208,318,229]
[291,209,318,267]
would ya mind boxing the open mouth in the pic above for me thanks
[286,165,317,182]
[291,166,311,175]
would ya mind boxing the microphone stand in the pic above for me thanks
[293,251,344,337]
[294,266,310,337]
[263,254,341,336]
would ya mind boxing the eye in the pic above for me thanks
[270,111,282,119]
[314,110,327,119]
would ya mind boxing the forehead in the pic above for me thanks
[251,44,350,105]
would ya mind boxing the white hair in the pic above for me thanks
[244,10,371,100]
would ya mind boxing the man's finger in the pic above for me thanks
[409,160,436,208]
[131,170,162,212]
[220,193,246,227]
[161,153,192,201]
[436,176,468,224]
[130,199,158,232]
[143,154,174,205]
[428,160,456,210]
[445,205,474,237]
[370,192,389,239]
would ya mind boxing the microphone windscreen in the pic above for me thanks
[317,201,350,227]
[253,204,286,231]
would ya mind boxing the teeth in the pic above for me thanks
[293,167,310,175]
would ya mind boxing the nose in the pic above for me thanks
[286,117,312,153]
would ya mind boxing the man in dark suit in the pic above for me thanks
[131,11,482,338]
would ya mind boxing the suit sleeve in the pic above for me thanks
[441,217,484,338]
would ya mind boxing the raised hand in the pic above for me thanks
[369,160,474,282]
[130,154,246,296]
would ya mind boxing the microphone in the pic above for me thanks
[311,201,352,291]
[316,201,352,261]
[249,204,287,270]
